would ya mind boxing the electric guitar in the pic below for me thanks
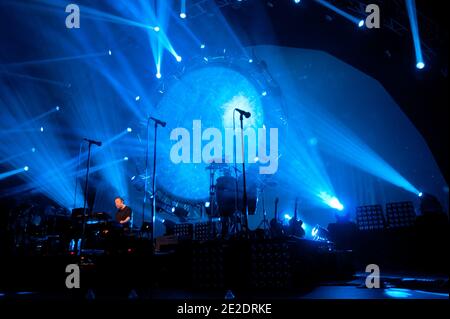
[287,197,305,238]
[269,197,283,238]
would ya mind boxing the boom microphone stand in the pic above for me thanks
[234,108,251,232]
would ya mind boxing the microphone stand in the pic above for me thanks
[239,113,249,232]
[80,140,99,256]
[143,117,165,252]
[142,118,151,234]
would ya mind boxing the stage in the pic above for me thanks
[0,0,448,308]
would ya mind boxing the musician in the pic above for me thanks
[114,197,132,233]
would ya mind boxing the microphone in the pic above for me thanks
[235,108,251,118]
[83,138,102,146]
[149,116,166,127]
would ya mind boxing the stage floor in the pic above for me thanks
[1,272,447,300]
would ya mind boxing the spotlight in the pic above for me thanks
[175,55,182,62]
[127,127,132,132]
[31,147,36,153]
[416,62,425,69]
[23,166,29,171]
[311,224,330,241]
[55,106,60,111]
[248,59,253,63]
[329,198,344,211]
[108,50,112,56]
[294,0,301,3]
[319,192,344,211]
[156,72,162,79]
[180,12,187,19]
[358,20,365,28]
[153,26,160,32]
[261,91,267,96]
[200,44,206,49]
[204,201,210,208]
[123,156,129,161]
[284,214,292,220]
[418,192,423,197]
[135,96,140,101]
[131,175,136,181]
[171,207,176,213]
[40,126,44,132]
[254,156,259,162]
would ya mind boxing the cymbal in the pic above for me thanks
[205,162,228,170]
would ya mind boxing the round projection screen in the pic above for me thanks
[152,65,269,201]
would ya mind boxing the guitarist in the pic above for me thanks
[287,198,305,238]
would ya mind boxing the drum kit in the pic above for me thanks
[204,159,277,237]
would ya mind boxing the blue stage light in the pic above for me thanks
[319,192,344,211]
[418,192,423,197]
[200,44,206,49]
[176,55,182,62]
[156,72,162,79]
[294,0,301,3]
[406,0,426,71]
[23,166,29,171]
[135,96,140,101]
[171,207,176,213]
[358,20,365,28]
[315,0,362,26]
[384,288,412,298]
[55,106,60,111]
[153,26,160,32]
[123,157,129,161]
[40,126,44,132]
[205,201,210,208]
[248,59,253,63]
[284,214,292,220]
[108,50,112,56]
[180,0,187,19]
[261,91,267,96]
[127,127,132,132]
[31,147,36,153]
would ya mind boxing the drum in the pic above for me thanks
[215,176,237,217]
[215,175,258,216]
